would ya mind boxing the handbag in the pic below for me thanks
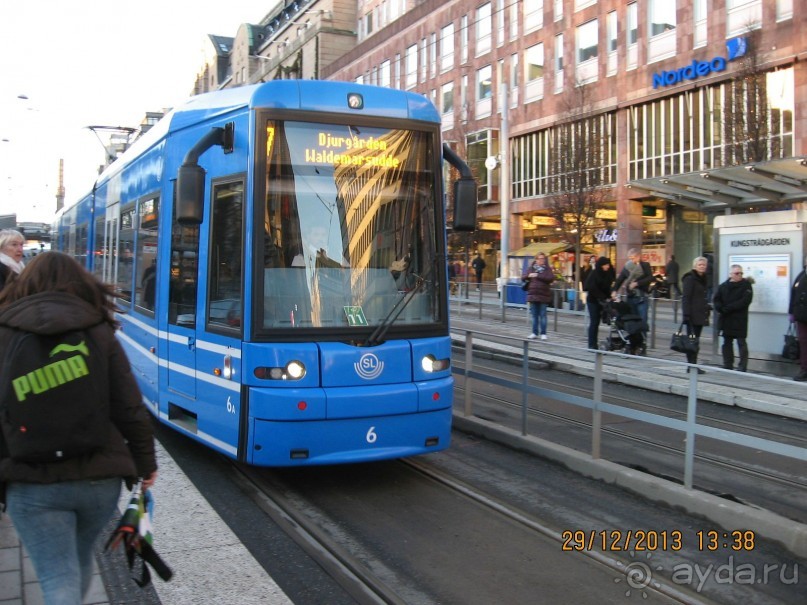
[782,323,800,360]
[670,322,699,354]
[521,280,530,292]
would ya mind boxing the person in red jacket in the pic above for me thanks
[0,252,157,605]
[522,252,555,340]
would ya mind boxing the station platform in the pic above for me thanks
[449,290,807,421]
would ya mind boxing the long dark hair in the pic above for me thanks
[0,251,119,327]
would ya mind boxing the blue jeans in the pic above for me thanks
[530,301,548,335]
[628,295,649,332]
[7,478,121,605]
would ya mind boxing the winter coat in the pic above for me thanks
[0,263,9,291]
[522,260,555,304]
[789,270,807,324]
[613,260,653,296]
[583,258,615,302]
[0,292,156,502]
[713,278,753,338]
[681,270,710,327]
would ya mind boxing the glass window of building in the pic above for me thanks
[441,24,455,73]
[430,33,437,78]
[420,38,427,82]
[441,82,454,115]
[575,0,596,10]
[476,64,493,118]
[627,2,638,69]
[461,15,469,63]
[648,0,676,63]
[525,43,545,102]
[510,0,519,40]
[554,0,563,22]
[726,0,762,37]
[379,60,391,88]
[476,3,492,56]
[607,11,617,75]
[496,0,505,47]
[576,19,599,82]
[524,0,543,33]
[693,0,707,48]
[554,33,564,94]
[405,44,417,89]
[776,0,794,21]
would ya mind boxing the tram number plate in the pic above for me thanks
[344,306,368,326]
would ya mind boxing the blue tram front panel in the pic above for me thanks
[241,337,453,465]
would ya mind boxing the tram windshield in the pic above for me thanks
[259,119,443,332]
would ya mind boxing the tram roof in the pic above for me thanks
[628,156,807,212]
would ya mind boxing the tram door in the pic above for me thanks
[166,211,200,400]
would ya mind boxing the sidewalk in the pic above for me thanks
[449,288,807,422]
[0,440,293,605]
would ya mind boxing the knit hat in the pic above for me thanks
[595,256,611,269]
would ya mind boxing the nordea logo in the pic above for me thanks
[652,37,746,90]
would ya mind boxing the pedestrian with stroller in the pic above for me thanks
[612,248,653,354]
[522,252,555,340]
[0,252,158,605]
[713,264,753,371]
[583,256,615,349]
[681,256,710,370]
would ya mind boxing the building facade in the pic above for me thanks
[321,0,806,278]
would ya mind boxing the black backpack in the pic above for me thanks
[0,329,110,462]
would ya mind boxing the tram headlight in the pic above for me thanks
[421,355,450,373]
[286,360,306,379]
[254,360,307,380]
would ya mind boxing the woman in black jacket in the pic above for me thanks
[681,256,710,369]
[0,252,157,604]
[583,256,615,349]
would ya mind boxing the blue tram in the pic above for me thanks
[53,80,477,465]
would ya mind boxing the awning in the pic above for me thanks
[628,156,807,211]
[508,242,558,257]
[508,242,594,257]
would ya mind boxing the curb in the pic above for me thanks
[452,414,807,559]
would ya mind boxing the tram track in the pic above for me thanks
[228,456,709,605]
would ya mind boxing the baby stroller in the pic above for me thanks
[600,299,646,355]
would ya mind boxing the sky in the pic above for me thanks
[0,1,263,223]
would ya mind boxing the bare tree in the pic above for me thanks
[724,27,770,164]
[546,84,612,299]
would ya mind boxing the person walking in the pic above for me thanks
[680,256,710,371]
[522,251,555,340]
[583,256,615,349]
[713,264,753,371]
[665,254,681,298]
[0,252,158,605]
[788,256,807,381]
[0,229,26,290]
[471,253,486,291]
[612,248,653,353]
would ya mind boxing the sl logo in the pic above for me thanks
[354,353,384,380]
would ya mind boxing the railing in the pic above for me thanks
[455,329,806,491]
[449,279,683,347]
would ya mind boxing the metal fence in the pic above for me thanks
[455,329,806,491]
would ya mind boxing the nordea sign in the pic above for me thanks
[652,36,746,90]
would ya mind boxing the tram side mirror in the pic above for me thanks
[176,163,206,225]
[452,177,477,232]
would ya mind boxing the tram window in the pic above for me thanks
[93,217,104,278]
[76,223,88,269]
[207,180,244,332]
[134,196,159,315]
[115,203,136,305]
[169,194,199,327]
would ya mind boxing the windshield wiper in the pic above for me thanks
[365,271,429,347]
